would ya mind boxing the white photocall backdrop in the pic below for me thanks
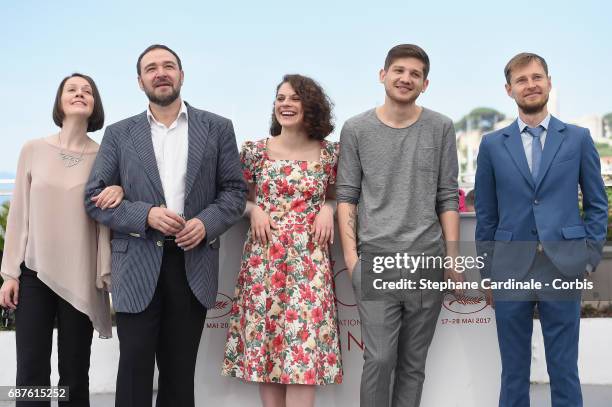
[1,217,609,402]
[195,218,500,406]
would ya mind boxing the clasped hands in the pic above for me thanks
[147,207,206,251]
[250,204,334,246]
[90,186,206,250]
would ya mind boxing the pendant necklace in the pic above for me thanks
[58,132,88,167]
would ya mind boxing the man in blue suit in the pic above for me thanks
[85,44,247,407]
[475,53,608,407]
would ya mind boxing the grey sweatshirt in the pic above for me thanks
[336,107,458,254]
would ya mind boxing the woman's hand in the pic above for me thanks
[313,204,334,246]
[250,205,277,245]
[92,185,124,209]
[0,279,20,310]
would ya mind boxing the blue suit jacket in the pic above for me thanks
[85,104,247,313]
[475,116,607,280]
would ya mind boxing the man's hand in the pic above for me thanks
[345,253,359,280]
[0,279,19,310]
[484,288,495,308]
[175,218,206,250]
[444,264,465,296]
[338,202,359,280]
[92,185,124,209]
[147,207,185,235]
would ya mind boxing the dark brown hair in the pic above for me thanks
[270,74,334,140]
[52,73,104,132]
[504,52,548,84]
[384,44,430,78]
[137,44,182,75]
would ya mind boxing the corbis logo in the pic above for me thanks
[208,292,233,319]
[442,291,488,314]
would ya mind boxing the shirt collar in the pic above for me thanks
[518,113,551,133]
[146,100,188,128]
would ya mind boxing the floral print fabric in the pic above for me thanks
[222,138,343,385]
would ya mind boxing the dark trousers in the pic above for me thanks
[115,243,207,407]
[15,266,94,407]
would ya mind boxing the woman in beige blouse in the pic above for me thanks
[0,73,122,406]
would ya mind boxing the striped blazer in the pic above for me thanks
[84,104,247,313]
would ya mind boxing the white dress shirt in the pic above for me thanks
[518,114,551,172]
[147,101,189,218]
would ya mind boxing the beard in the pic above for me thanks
[144,84,181,107]
[517,93,549,115]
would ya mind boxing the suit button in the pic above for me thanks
[156,241,163,247]
[534,200,539,205]
[531,229,537,235]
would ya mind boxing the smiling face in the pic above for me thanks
[138,48,183,106]
[505,59,551,115]
[274,82,304,130]
[380,57,429,105]
[60,76,95,120]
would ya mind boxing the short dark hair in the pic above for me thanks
[384,44,430,78]
[504,52,548,84]
[137,44,182,75]
[270,74,334,141]
[52,73,104,132]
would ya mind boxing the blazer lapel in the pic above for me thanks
[535,116,567,190]
[130,112,165,199]
[184,104,210,199]
[503,120,535,189]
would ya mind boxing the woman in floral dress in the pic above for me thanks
[222,74,342,407]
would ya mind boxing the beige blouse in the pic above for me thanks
[0,138,112,338]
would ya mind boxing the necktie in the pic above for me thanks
[526,125,544,180]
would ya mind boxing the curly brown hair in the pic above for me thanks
[270,74,334,140]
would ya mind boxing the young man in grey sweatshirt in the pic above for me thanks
[337,44,460,407]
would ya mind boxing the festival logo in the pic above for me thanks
[208,292,233,319]
[442,291,488,314]
[333,266,357,308]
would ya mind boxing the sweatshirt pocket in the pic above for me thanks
[418,147,437,172]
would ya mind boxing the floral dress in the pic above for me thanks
[222,138,343,385]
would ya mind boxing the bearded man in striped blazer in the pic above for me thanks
[85,44,247,407]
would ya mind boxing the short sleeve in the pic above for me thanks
[239,140,264,184]
[322,141,339,185]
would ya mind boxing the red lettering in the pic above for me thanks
[347,331,364,351]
